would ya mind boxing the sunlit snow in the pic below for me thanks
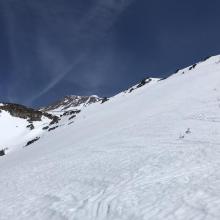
[1,56,220,219]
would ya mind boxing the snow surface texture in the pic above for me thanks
[1,56,220,219]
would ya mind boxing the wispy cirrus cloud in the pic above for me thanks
[26,0,135,105]
[2,0,135,105]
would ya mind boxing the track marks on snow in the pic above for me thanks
[33,159,218,220]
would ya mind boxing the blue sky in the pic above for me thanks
[1,0,220,107]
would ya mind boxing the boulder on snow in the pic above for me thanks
[25,137,40,147]
[0,149,6,156]
[101,97,109,104]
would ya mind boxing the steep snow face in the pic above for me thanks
[1,56,220,220]
[0,104,55,152]
[0,110,51,152]
[0,96,102,152]
[0,110,29,150]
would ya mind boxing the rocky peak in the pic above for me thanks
[41,95,104,112]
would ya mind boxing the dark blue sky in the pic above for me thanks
[1,0,220,107]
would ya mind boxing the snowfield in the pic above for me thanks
[1,56,220,219]
[0,110,50,152]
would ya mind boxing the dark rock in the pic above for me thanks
[202,56,211,62]
[48,126,59,132]
[192,64,197,68]
[0,103,59,126]
[42,126,49,130]
[185,128,191,134]
[175,69,180,73]
[189,64,197,70]
[101,97,109,104]
[136,78,152,89]
[25,137,40,147]
[0,103,43,121]
[69,115,76,120]
[0,149,5,156]
[63,110,81,116]
[27,123,34,130]
[129,88,134,93]
[159,77,168,81]
[126,78,154,93]
[49,117,60,126]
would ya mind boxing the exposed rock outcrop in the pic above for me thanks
[0,103,59,123]
[41,95,104,112]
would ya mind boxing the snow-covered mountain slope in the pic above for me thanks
[1,55,220,220]
[0,96,103,153]
[0,103,58,152]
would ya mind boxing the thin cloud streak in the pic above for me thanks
[26,53,86,105]
[26,0,135,105]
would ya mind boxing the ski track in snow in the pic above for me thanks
[1,56,220,219]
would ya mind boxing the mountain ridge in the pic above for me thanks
[0,55,219,154]
[1,55,220,219]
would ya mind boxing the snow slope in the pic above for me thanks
[0,104,52,152]
[1,56,220,219]
[0,96,103,153]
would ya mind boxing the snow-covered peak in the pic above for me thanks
[41,95,104,116]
